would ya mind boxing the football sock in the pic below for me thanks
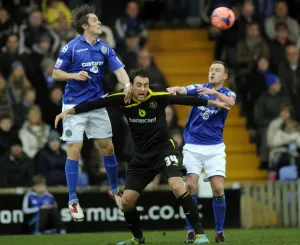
[65,159,78,204]
[213,194,226,233]
[102,155,119,193]
[178,192,204,234]
[186,194,198,233]
[123,207,143,239]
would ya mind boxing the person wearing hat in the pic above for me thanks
[0,137,33,187]
[35,130,66,186]
[254,73,291,169]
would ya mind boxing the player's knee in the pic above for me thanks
[169,179,185,196]
[121,197,136,211]
[186,181,198,194]
[67,143,82,160]
[211,184,224,196]
[98,140,114,156]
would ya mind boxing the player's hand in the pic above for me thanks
[55,108,75,128]
[74,71,91,81]
[197,87,216,95]
[123,85,132,104]
[166,87,177,95]
[214,101,230,110]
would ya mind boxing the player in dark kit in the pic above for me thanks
[55,68,230,245]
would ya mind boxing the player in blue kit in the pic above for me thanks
[168,61,236,243]
[52,5,131,221]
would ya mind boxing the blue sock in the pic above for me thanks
[186,194,197,233]
[102,155,118,193]
[213,194,226,234]
[65,159,78,204]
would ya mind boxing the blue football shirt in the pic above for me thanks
[183,83,236,145]
[54,35,124,104]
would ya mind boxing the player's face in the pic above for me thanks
[84,14,102,35]
[132,76,149,101]
[208,63,228,84]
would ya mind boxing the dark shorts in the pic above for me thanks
[124,139,187,194]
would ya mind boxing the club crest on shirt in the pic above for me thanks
[101,46,108,54]
[61,45,68,53]
[149,101,157,109]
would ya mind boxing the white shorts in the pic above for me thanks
[183,143,226,182]
[61,104,112,142]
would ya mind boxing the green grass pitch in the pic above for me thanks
[0,229,299,245]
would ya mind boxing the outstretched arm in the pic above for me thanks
[54,94,124,128]
[167,95,230,110]
[167,86,187,95]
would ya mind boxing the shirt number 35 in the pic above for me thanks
[165,155,179,167]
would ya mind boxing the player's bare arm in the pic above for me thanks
[167,95,230,110]
[167,86,187,95]
[52,69,91,81]
[114,67,132,103]
[197,87,235,107]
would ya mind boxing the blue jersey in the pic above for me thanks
[184,83,236,145]
[54,35,124,104]
[22,189,56,214]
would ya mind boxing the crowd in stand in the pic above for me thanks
[210,0,300,179]
[0,0,184,188]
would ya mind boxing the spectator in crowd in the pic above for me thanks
[28,35,54,69]
[8,61,32,104]
[13,88,36,129]
[35,130,66,186]
[236,22,269,110]
[0,8,18,48]
[269,22,293,73]
[252,0,276,21]
[278,44,300,104]
[19,105,50,158]
[239,1,256,38]
[42,0,71,30]
[43,86,63,131]
[100,25,116,49]
[0,74,12,118]
[115,0,148,48]
[236,22,269,78]
[117,30,139,72]
[22,175,66,234]
[244,56,270,130]
[165,105,184,151]
[254,74,291,169]
[19,9,60,54]
[268,118,300,179]
[137,48,168,88]
[0,33,25,79]
[41,57,56,88]
[0,137,33,187]
[264,0,300,43]
[0,116,15,157]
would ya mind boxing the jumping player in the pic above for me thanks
[52,5,131,221]
[55,68,230,244]
[168,61,236,243]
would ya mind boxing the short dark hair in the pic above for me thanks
[275,22,288,31]
[32,175,46,186]
[0,115,11,122]
[211,60,229,74]
[129,68,150,84]
[71,4,96,34]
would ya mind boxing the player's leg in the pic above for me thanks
[183,144,203,243]
[86,108,121,207]
[61,104,86,221]
[203,143,227,243]
[116,164,155,245]
[161,151,209,244]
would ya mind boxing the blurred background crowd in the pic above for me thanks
[0,0,300,190]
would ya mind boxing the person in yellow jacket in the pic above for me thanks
[42,0,71,30]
